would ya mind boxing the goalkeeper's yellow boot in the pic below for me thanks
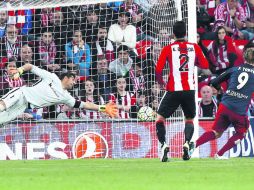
[160,143,169,162]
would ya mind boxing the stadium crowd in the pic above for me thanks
[0,0,253,120]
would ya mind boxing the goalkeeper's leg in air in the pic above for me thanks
[0,88,28,126]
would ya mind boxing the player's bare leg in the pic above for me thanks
[182,118,194,160]
[156,114,169,162]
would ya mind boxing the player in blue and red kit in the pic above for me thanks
[190,42,254,159]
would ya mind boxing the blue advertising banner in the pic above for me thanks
[230,118,254,157]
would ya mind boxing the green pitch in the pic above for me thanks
[0,158,253,190]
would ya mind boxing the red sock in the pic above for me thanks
[217,133,244,156]
[196,131,216,147]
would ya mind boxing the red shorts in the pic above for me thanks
[212,103,250,134]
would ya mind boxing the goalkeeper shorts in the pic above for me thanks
[0,88,27,124]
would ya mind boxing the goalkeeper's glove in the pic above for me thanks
[99,102,118,118]
[11,67,24,80]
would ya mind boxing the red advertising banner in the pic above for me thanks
[0,120,237,160]
[0,121,188,160]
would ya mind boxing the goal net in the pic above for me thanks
[0,0,198,160]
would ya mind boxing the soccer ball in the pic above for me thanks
[137,106,155,121]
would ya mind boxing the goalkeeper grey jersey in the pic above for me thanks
[21,66,75,108]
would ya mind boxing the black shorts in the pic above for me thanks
[157,90,196,119]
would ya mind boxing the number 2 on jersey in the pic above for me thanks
[237,72,249,89]
[179,54,189,72]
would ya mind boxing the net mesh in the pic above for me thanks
[0,0,121,10]
[0,0,195,160]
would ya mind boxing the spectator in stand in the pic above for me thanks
[0,10,8,37]
[0,25,23,64]
[81,8,99,46]
[198,85,218,118]
[109,45,133,77]
[197,0,220,18]
[130,91,148,118]
[212,0,246,39]
[142,43,162,89]
[147,82,163,106]
[196,0,219,33]
[150,97,159,112]
[65,29,91,77]
[198,75,222,95]
[17,44,34,67]
[207,26,238,74]
[0,57,25,95]
[109,77,134,119]
[79,79,105,119]
[126,62,146,93]
[90,25,114,69]
[34,8,55,36]
[241,0,254,40]
[38,28,61,73]
[144,81,163,106]
[197,33,209,58]
[121,1,151,42]
[92,56,117,102]
[17,44,38,83]
[49,11,69,66]
[136,93,147,108]
[107,10,137,51]
[151,98,160,111]
[7,9,33,36]
[150,82,162,99]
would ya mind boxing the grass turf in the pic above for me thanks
[0,158,253,190]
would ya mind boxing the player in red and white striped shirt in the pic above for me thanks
[109,77,134,119]
[80,79,105,120]
[155,21,210,162]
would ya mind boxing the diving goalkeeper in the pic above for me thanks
[0,64,118,125]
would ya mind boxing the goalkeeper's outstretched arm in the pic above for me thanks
[20,63,33,71]
[80,101,118,118]
[13,63,56,81]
